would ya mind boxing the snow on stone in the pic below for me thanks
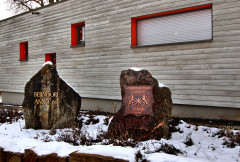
[0,112,239,162]
[61,78,78,94]
[130,67,144,71]
[158,81,167,87]
[129,68,167,88]
[129,67,167,88]
[42,61,53,66]
[41,61,78,94]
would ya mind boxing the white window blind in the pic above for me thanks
[137,9,212,46]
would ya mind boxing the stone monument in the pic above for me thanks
[107,69,172,141]
[22,62,81,129]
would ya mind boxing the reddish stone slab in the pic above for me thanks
[123,85,154,116]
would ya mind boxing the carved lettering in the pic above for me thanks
[34,88,60,105]
[34,99,50,105]
[52,100,60,105]
[53,92,59,97]
[34,99,40,104]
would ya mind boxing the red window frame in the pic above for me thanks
[71,22,85,46]
[19,42,28,61]
[45,53,56,67]
[131,3,212,47]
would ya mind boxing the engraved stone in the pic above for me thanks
[22,63,81,129]
[107,69,172,141]
[123,85,154,116]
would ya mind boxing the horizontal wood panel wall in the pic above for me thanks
[0,0,240,108]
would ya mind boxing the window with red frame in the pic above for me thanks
[19,42,28,61]
[131,4,212,47]
[71,22,85,47]
[45,53,56,67]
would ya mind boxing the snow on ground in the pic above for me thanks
[0,110,239,162]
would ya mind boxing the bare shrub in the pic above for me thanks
[0,108,23,124]
[155,143,182,155]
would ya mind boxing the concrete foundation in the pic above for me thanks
[172,104,240,121]
[1,92,240,121]
[81,98,121,113]
[2,92,24,106]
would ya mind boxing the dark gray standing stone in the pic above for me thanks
[22,63,81,129]
[107,69,172,141]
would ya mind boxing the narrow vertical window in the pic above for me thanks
[19,42,28,61]
[77,25,85,45]
[71,22,85,47]
[45,53,56,67]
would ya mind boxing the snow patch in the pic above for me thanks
[76,145,135,161]
[129,68,167,88]
[158,82,167,88]
[1,104,22,107]
[146,153,203,162]
[130,67,144,71]
[42,61,53,67]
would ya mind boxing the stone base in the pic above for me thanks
[81,98,121,113]
[23,149,67,162]
[1,92,24,106]
[0,148,126,162]
[0,148,23,162]
[69,152,127,162]
[173,104,240,121]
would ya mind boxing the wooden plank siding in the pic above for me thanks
[0,0,240,108]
